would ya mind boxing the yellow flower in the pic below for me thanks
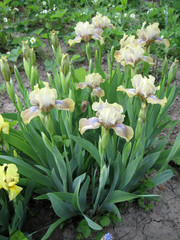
[92,14,115,34]
[137,22,169,48]
[68,21,103,46]
[0,115,9,134]
[117,74,167,107]
[114,44,153,67]
[0,164,22,201]
[79,100,134,142]
[76,73,105,98]
[21,82,75,124]
[120,34,144,48]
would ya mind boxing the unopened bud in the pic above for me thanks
[61,54,69,77]
[0,56,11,82]
[50,30,59,51]
[110,45,115,64]
[30,48,36,66]
[22,40,31,61]
[6,79,15,102]
[45,114,54,136]
[30,66,39,89]
[15,94,23,112]
[167,59,179,86]
[86,42,91,61]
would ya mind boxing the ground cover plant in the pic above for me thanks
[0,0,180,239]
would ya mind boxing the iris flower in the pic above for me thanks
[68,21,103,46]
[137,22,169,48]
[79,100,134,142]
[92,14,115,34]
[120,34,144,48]
[114,43,153,67]
[0,115,9,134]
[76,73,105,98]
[117,74,167,107]
[21,82,75,124]
[0,164,22,201]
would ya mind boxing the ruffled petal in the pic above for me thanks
[142,56,154,65]
[21,106,41,125]
[117,85,137,97]
[55,98,75,112]
[9,185,23,201]
[154,37,170,49]
[79,117,101,134]
[76,82,87,90]
[92,33,104,45]
[112,123,134,142]
[147,95,167,107]
[68,36,82,46]
[6,164,19,186]
[92,87,105,98]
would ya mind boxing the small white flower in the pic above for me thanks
[83,12,85,14]
[42,1,46,6]
[3,17,8,23]
[163,10,168,14]
[124,13,127,17]
[130,13,135,18]
[118,20,121,24]
[53,7,56,11]
[42,9,47,14]
[6,52,10,55]
[14,8,19,11]
[30,37,36,44]
[115,15,118,19]
[112,5,115,7]
[161,35,164,38]
[108,4,111,7]
[35,13,38,16]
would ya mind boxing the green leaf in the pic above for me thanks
[41,218,67,240]
[47,193,76,218]
[10,230,28,240]
[95,55,106,79]
[71,135,101,166]
[100,216,111,227]
[83,214,102,230]
[74,67,87,82]
[152,170,173,187]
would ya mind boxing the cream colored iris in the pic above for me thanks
[0,164,22,201]
[92,14,115,34]
[79,100,134,142]
[114,44,153,67]
[76,73,105,98]
[117,74,167,107]
[0,115,9,134]
[21,82,75,124]
[120,34,144,48]
[137,22,169,48]
[68,21,103,46]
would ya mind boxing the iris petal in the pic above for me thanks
[21,106,41,125]
[117,85,137,97]
[112,123,134,142]
[93,87,105,98]
[79,117,101,134]
[9,185,23,201]
[55,98,75,112]
[147,95,167,107]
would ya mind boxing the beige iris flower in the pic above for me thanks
[92,14,115,34]
[0,115,9,134]
[114,43,154,67]
[117,74,167,107]
[0,164,22,201]
[79,100,134,142]
[68,21,103,46]
[137,22,169,48]
[120,34,144,48]
[21,82,75,124]
[76,73,105,98]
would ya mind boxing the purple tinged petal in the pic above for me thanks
[112,123,134,142]
[21,106,41,125]
[79,117,101,134]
